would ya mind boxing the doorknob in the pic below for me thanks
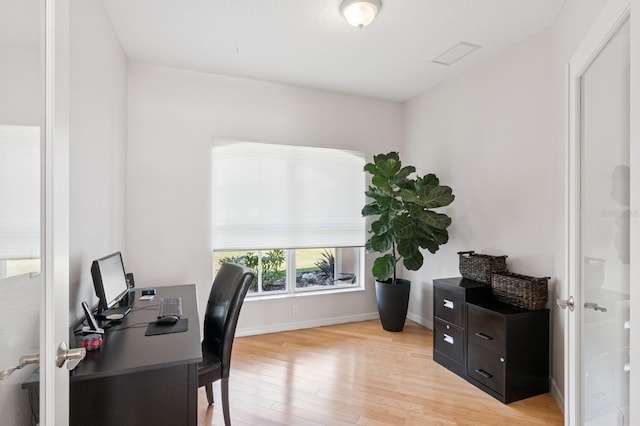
[56,342,86,370]
[556,296,575,311]
[584,302,607,312]
[0,353,40,380]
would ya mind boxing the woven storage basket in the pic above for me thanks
[458,251,507,283]
[491,272,549,310]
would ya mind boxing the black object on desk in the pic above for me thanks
[69,284,202,426]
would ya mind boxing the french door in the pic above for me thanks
[564,0,636,424]
[0,0,71,424]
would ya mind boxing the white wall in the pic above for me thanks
[402,0,609,410]
[126,63,402,333]
[68,0,128,321]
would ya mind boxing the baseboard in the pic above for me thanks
[236,312,380,337]
[407,312,433,330]
[549,376,564,415]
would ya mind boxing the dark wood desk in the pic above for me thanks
[70,284,202,426]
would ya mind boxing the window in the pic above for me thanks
[0,124,40,279]
[213,247,364,295]
[212,140,366,296]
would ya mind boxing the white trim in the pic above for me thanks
[550,377,565,415]
[236,312,379,337]
[42,0,70,424]
[406,311,433,330]
[629,0,640,423]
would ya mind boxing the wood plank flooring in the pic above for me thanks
[198,320,563,425]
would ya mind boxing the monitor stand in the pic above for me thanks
[95,305,131,320]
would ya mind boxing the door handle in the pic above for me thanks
[0,353,40,380]
[474,368,493,379]
[557,296,575,311]
[474,332,493,341]
[56,342,86,370]
[584,302,607,312]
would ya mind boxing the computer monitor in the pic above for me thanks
[91,251,130,317]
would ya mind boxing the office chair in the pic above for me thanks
[198,262,255,425]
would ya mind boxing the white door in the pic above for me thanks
[564,0,636,424]
[0,0,73,424]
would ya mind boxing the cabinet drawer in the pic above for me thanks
[433,318,464,365]
[467,305,506,354]
[434,286,464,327]
[467,343,505,396]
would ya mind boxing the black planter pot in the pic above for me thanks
[375,279,411,332]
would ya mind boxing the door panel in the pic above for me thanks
[580,15,630,426]
[566,0,632,424]
[0,0,44,424]
[0,0,71,424]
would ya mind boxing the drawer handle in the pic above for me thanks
[474,368,493,379]
[443,334,454,345]
[474,332,493,341]
[443,299,454,309]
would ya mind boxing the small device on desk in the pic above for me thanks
[156,315,180,325]
[91,251,132,320]
[81,301,104,334]
[140,288,156,301]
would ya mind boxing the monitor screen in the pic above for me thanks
[91,252,129,311]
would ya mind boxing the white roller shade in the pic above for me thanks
[0,124,40,260]
[212,140,366,250]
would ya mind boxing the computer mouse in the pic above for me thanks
[156,315,180,325]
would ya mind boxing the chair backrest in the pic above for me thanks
[202,262,255,376]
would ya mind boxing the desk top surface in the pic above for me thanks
[71,284,202,381]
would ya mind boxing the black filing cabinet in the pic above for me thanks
[466,300,549,403]
[432,277,491,377]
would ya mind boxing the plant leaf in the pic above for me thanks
[403,251,424,271]
[369,232,393,253]
[372,254,395,281]
[397,238,418,258]
[417,210,452,229]
[361,203,381,217]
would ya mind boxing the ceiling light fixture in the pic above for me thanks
[341,0,381,28]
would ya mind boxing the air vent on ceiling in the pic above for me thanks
[432,42,481,66]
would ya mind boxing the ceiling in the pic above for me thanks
[102,0,566,102]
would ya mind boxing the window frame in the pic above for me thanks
[213,247,365,298]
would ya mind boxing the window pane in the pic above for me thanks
[213,249,287,294]
[213,250,259,293]
[261,249,286,293]
[295,248,359,291]
[296,248,334,289]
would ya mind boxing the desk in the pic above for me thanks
[70,284,202,426]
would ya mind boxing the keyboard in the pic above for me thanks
[157,297,183,318]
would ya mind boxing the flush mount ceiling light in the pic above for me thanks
[341,0,382,28]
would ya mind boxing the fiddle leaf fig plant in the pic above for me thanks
[362,152,455,283]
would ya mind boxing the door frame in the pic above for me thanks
[566,0,633,424]
[41,0,70,424]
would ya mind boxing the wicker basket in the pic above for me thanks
[491,272,549,310]
[458,251,507,283]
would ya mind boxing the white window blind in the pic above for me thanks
[212,140,366,250]
[0,124,40,260]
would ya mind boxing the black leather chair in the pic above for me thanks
[198,262,255,425]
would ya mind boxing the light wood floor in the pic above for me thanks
[198,320,563,425]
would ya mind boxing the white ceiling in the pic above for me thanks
[101,0,566,102]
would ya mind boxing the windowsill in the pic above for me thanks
[244,285,366,302]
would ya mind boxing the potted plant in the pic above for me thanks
[362,152,455,331]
